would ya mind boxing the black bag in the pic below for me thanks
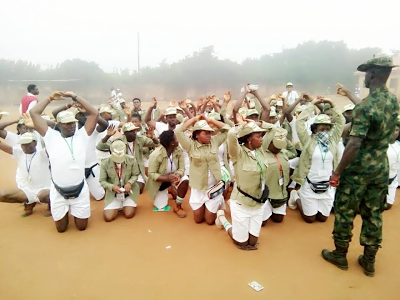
[85,163,99,179]
[389,175,398,185]
[53,180,85,199]
[237,185,269,204]
[269,198,287,208]
[306,177,329,194]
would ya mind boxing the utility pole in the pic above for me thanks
[137,32,140,74]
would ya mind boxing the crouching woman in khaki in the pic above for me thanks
[175,114,230,225]
[215,122,269,250]
[146,130,189,218]
[99,140,140,222]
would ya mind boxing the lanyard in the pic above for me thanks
[25,151,37,174]
[168,155,174,172]
[63,136,75,161]
[318,143,328,169]
[390,144,400,162]
[114,163,123,186]
[127,142,134,155]
[274,154,283,177]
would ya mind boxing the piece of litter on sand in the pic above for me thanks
[248,281,264,292]
[166,245,172,249]
[148,229,152,233]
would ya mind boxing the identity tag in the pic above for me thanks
[279,177,284,186]
[70,161,79,170]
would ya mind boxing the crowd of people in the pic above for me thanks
[0,56,398,277]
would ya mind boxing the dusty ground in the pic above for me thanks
[1,100,399,300]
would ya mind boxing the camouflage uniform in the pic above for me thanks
[333,85,399,249]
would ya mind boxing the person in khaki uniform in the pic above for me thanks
[99,140,140,222]
[97,122,156,192]
[288,97,345,223]
[262,127,297,225]
[146,130,189,217]
[175,115,230,225]
[215,122,269,250]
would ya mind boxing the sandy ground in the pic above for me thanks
[1,101,400,300]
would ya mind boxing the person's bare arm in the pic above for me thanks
[337,83,361,104]
[284,98,301,122]
[0,119,19,139]
[333,136,363,176]
[144,97,157,128]
[178,100,194,119]
[0,140,13,155]
[233,90,248,124]
[52,101,74,119]
[96,116,109,133]
[30,93,63,136]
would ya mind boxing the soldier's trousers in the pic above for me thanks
[332,177,387,249]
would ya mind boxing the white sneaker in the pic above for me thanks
[215,210,225,229]
[288,190,298,210]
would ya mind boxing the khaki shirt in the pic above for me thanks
[99,156,140,206]
[292,104,345,185]
[175,123,230,191]
[146,146,185,200]
[97,134,154,181]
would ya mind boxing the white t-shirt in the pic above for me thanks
[337,139,345,161]
[95,120,120,162]
[127,141,135,157]
[43,127,89,186]
[388,141,400,178]
[86,129,100,167]
[155,122,169,138]
[289,117,299,143]
[282,90,299,106]
[5,131,44,150]
[166,155,177,173]
[307,146,333,182]
[117,92,123,100]
[12,148,51,190]
[218,144,225,168]
[111,90,116,99]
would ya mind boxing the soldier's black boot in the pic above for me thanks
[322,241,349,270]
[358,245,378,277]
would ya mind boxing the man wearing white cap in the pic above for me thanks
[343,103,355,124]
[282,82,299,106]
[99,140,140,221]
[145,98,179,138]
[0,132,51,216]
[29,91,98,233]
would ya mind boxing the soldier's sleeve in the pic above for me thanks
[349,103,370,139]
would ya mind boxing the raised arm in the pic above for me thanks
[337,83,361,105]
[233,90,248,124]
[145,97,157,129]
[52,101,74,119]
[320,98,345,144]
[284,98,302,122]
[0,119,19,139]
[0,140,13,155]
[178,99,194,120]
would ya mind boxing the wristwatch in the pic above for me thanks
[72,94,78,101]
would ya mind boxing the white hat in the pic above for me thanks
[18,132,37,145]
[122,122,139,132]
[99,106,114,114]
[57,111,78,124]
[110,140,126,163]
[286,82,293,86]
[344,104,355,112]
[119,98,126,103]
[165,107,177,116]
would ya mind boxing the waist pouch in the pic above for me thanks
[85,163,99,179]
[237,185,269,204]
[269,198,287,208]
[306,177,329,194]
[53,180,85,199]
[389,175,398,185]
[207,181,225,200]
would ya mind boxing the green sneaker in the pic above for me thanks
[153,205,171,212]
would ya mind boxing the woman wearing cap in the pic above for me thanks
[146,130,189,217]
[99,140,140,221]
[261,127,297,225]
[175,114,230,224]
[288,97,345,223]
[386,118,400,210]
[0,132,51,217]
[214,121,268,250]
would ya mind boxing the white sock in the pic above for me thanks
[219,215,232,231]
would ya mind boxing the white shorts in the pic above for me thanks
[387,179,397,205]
[262,201,287,221]
[298,183,335,217]
[230,200,265,243]
[85,164,105,200]
[154,175,189,209]
[50,181,91,222]
[144,158,149,168]
[137,174,145,184]
[189,187,223,214]
[20,187,49,204]
[104,196,137,210]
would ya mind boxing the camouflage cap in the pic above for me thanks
[357,56,398,72]
[313,114,332,126]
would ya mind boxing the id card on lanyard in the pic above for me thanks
[274,154,284,186]
[26,151,37,184]
[318,144,330,177]
[63,136,79,170]
[114,163,125,200]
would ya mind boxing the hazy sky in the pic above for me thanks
[1,0,399,72]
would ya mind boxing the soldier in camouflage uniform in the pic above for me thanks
[322,56,399,277]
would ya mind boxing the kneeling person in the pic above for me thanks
[100,140,140,222]
[0,132,51,216]
[146,130,189,217]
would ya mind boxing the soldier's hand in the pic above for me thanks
[329,172,340,187]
